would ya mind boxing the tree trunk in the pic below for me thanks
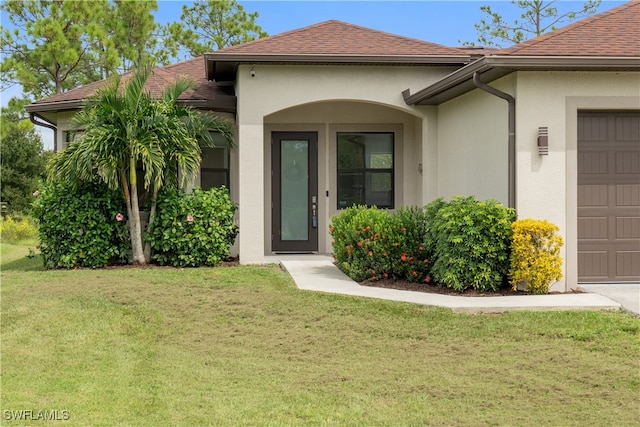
[129,158,146,264]
[143,186,158,263]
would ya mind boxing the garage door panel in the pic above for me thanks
[616,217,640,239]
[578,251,609,279]
[616,251,640,278]
[615,152,639,175]
[578,115,608,141]
[578,217,609,239]
[578,151,608,175]
[578,111,640,283]
[615,116,640,141]
[578,184,608,206]
[615,184,640,206]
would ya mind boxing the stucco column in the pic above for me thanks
[237,122,265,264]
[421,108,438,205]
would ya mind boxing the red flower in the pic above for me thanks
[382,252,388,257]
[424,259,429,264]
[368,251,373,256]
[425,276,432,283]
[401,253,407,262]
[418,246,424,251]
[357,241,364,247]
[411,271,417,276]
[383,272,389,278]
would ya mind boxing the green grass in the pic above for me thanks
[1,243,639,426]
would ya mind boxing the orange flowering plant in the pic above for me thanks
[329,205,432,283]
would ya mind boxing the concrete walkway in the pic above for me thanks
[278,257,628,315]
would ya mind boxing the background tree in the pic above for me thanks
[465,0,601,47]
[0,0,110,99]
[164,0,268,58]
[1,0,169,98]
[48,66,234,264]
[93,0,174,79]
[0,98,46,214]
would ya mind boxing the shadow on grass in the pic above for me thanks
[1,254,45,272]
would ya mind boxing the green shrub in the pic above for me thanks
[32,178,130,268]
[148,187,238,267]
[510,219,564,294]
[427,196,515,292]
[330,206,431,282]
[0,215,38,243]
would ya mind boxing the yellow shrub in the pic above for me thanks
[509,219,563,294]
[0,216,38,243]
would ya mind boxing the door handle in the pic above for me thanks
[311,196,317,228]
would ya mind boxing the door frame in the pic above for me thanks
[271,131,319,252]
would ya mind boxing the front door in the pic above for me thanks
[272,132,318,252]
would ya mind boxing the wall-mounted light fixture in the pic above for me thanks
[250,65,256,78]
[537,126,548,156]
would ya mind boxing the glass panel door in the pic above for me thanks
[280,140,308,241]
[272,132,318,252]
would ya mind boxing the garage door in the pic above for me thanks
[578,111,640,283]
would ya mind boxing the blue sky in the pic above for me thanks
[1,0,627,149]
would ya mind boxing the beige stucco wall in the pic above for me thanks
[235,64,457,263]
[264,102,419,256]
[54,111,79,150]
[435,75,513,205]
[514,71,640,290]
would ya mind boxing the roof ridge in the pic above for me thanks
[498,0,638,55]
[217,19,462,55]
[322,19,459,51]
[161,56,205,70]
[216,21,336,53]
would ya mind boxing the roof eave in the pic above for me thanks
[25,99,86,113]
[205,53,471,82]
[25,96,238,116]
[404,56,640,106]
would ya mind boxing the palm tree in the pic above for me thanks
[49,65,234,264]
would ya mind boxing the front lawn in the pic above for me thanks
[1,244,639,426]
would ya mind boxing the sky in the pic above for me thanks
[1,0,627,149]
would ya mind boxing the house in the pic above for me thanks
[27,1,640,290]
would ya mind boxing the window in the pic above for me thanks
[200,132,230,190]
[64,130,83,144]
[337,132,394,209]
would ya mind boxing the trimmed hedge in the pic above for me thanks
[331,197,518,293]
[510,219,564,294]
[32,178,130,268]
[147,187,238,267]
[427,197,515,292]
[330,206,431,283]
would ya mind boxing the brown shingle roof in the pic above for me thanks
[216,19,464,56]
[499,0,640,56]
[29,57,234,110]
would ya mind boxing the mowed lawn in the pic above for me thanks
[1,244,639,426]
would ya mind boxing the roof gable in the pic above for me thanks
[216,19,464,56]
[499,0,640,56]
